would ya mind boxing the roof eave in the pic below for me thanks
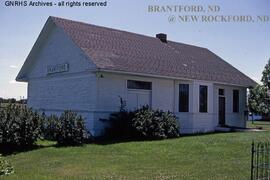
[97,69,254,88]
[16,17,56,82]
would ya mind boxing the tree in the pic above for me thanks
[248,58,270,122]
[248,85,270,116]
[261,58,270,88]
[7,98,16,104]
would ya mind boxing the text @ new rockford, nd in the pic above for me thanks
[148,5,269,23]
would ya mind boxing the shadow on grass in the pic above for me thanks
[0,143,56,156]
[0,131,241,154]
[52,139,94,148]
[180,131,232,137]
[93,137,152,145]
[91,131,233,145]
[0,139,97,155]
[0,140,95,155]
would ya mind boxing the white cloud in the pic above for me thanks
[9,80,17,84]
[251,77,262,84]
[9,65,18,69]
[9,80,24,84]
[0,90,7,96]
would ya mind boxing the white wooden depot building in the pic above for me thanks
[16,17,256,136]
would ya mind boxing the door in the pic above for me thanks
[127,90,151,110]
[218,96,226,126]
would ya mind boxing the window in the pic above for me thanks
[199,85,208,113]
[219,89,224,96]
[127,80,152,90]
[233,90,239,113]
[179,84,189,112]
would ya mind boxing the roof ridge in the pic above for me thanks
[49,16,206,50]
[42,16,256,87]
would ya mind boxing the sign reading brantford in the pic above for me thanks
[47,63,69,74]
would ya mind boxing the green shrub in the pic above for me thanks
[132,106,180,139]
[105,105,180,140]
[55,111,90,145]
[105,110,135,138]
[42,114,58,140]
[0,104,42,147]
[161,111,180,138]
[0,154,14,176]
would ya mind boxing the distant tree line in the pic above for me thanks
[0,98,27,104]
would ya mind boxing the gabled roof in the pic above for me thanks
[17,16,257,87]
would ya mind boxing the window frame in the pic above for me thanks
[233,89,239,113]
[199,85,208,113]
[127,80,152,90]
[179,84,189,112]
[219,89,225,96]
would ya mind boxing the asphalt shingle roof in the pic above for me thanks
[51,16,256,87]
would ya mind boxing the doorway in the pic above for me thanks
[218,96,226,126]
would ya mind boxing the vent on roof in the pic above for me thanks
[156,33,167,43]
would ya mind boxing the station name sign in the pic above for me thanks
[47,63,69,75]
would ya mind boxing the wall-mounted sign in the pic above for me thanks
[47,63,69,75]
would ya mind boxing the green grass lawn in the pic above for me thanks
[247,120,270,131]
[2,131,270,180]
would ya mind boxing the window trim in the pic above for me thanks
[199,85,208,113]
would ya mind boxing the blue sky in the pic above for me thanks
[0,0,269,99]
